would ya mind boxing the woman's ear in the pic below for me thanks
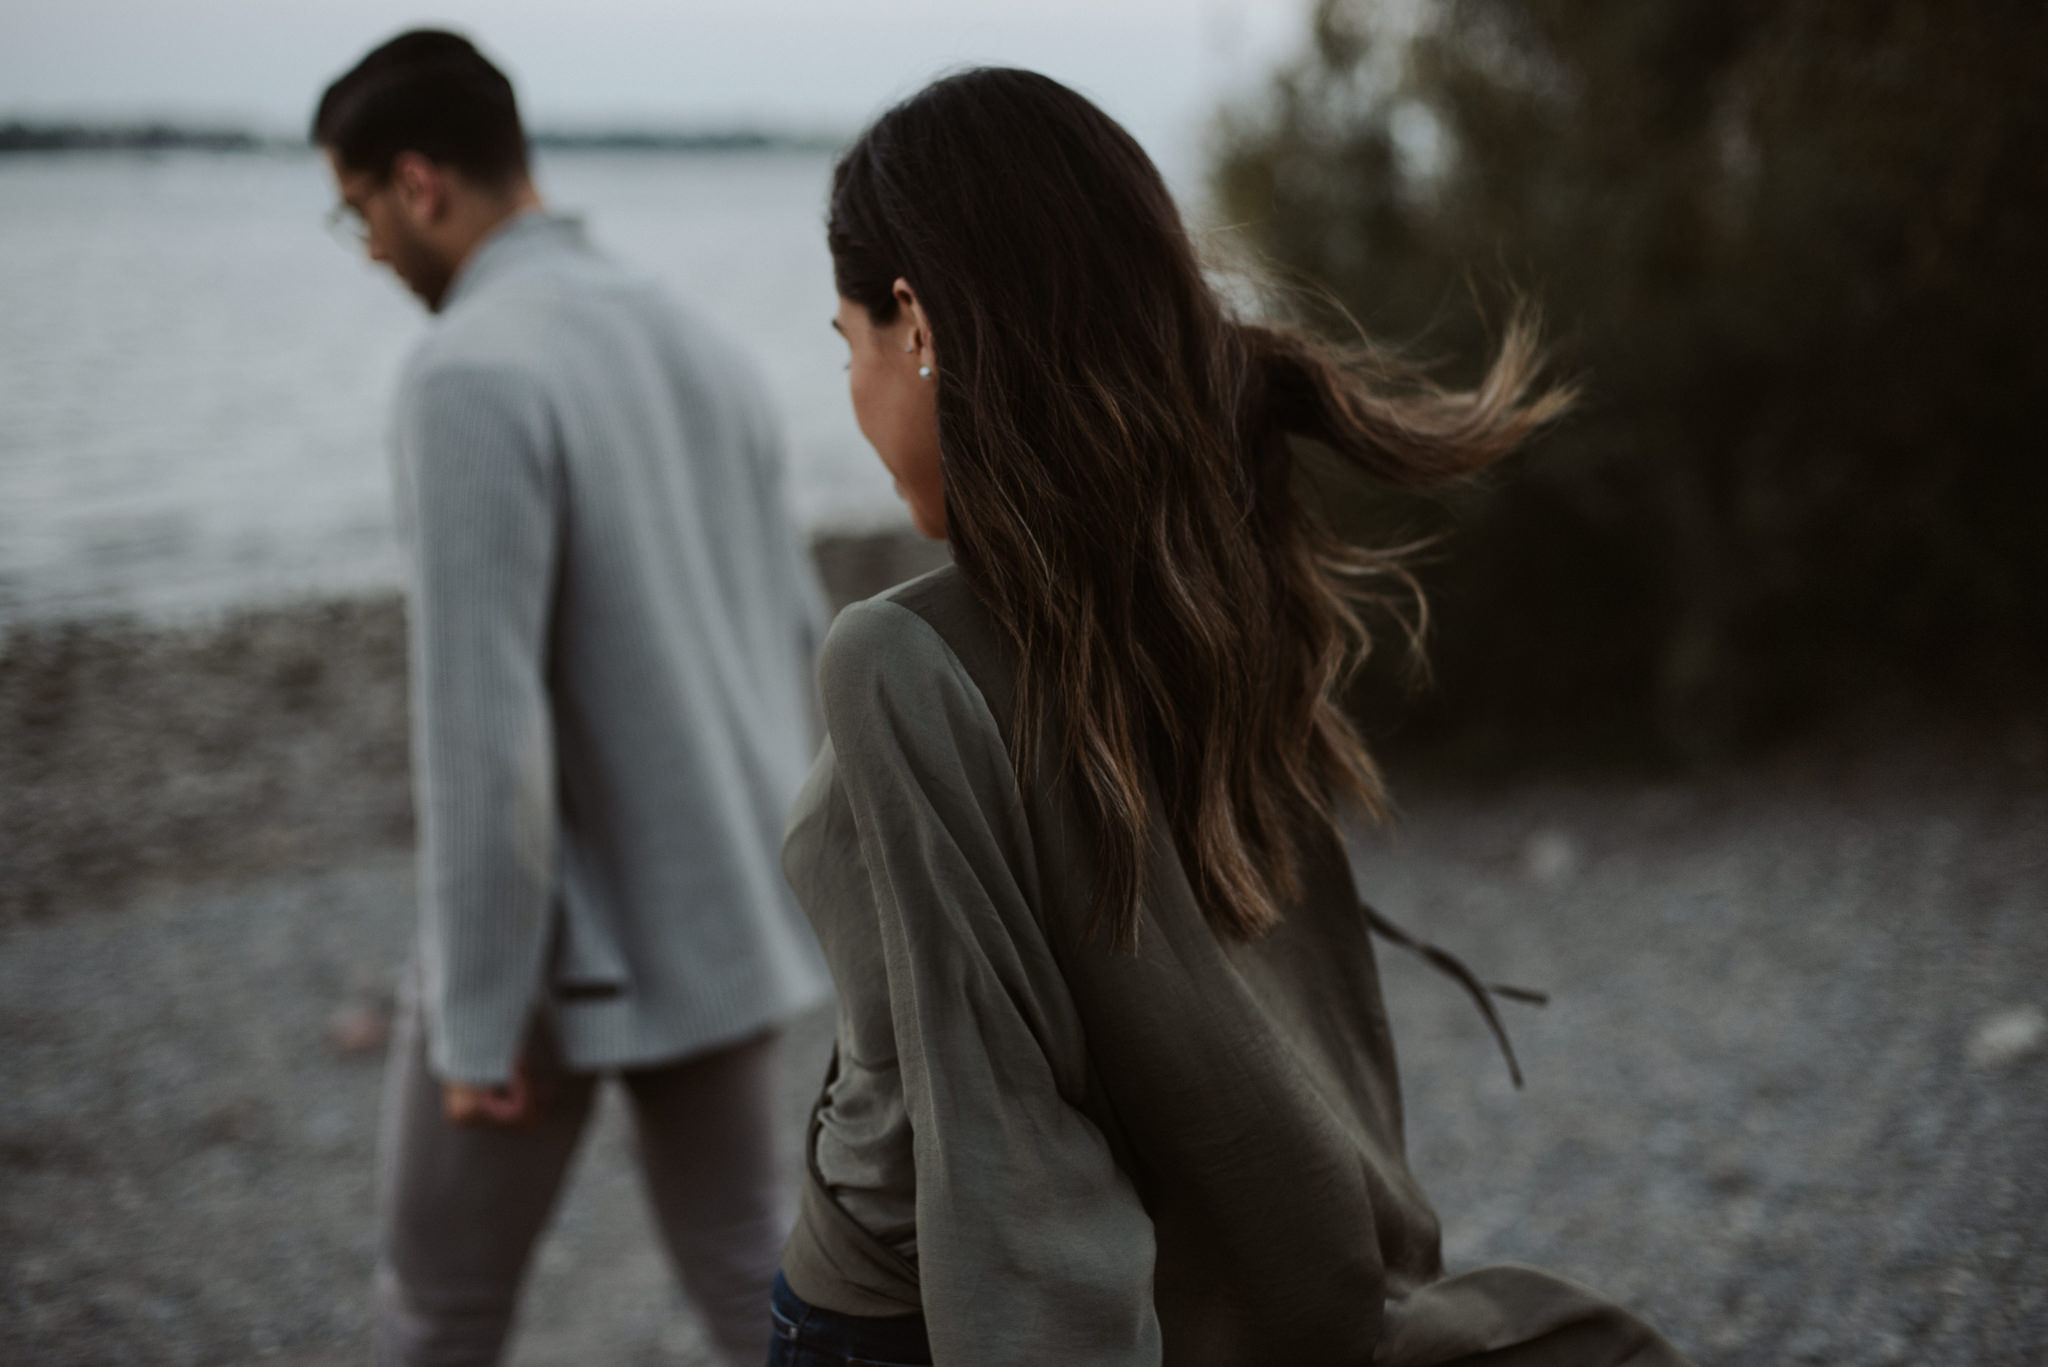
[892,277,936,371]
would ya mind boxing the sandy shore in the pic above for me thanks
[2,530,2045,1365]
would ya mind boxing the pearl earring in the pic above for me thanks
[918,365,932,379]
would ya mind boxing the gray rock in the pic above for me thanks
[1966,1005,2047,1072]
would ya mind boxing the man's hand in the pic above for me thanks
[442,1053,544,1128]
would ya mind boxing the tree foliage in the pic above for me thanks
[1215,0,2048,757]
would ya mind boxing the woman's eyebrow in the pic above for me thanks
[830,318,845,336]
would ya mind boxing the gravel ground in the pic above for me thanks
[0,529,948,925]
[3,738,2042,1365]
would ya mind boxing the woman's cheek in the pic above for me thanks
[848,361,891,463]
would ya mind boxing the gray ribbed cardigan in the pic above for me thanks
[780,567,1691,1367]
[391,211,828,1086]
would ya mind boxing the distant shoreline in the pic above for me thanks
[0,120,846,156]
[0,122,266,154]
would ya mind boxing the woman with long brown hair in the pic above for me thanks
[770,67,1690,1367]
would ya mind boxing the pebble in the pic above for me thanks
[327,1004,389,1057]
[1966,1004,2047,1072]
[1522,829,1580,884]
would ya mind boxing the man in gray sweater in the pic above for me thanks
[313,30,828,1367]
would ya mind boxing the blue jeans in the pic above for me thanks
[766,1270,933,1367]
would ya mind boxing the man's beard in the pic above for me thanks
[385,225,456,313]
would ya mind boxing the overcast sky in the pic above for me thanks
[0,0,1315,176]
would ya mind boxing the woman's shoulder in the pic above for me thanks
[822,563,1011,698]
[818,565,1012,750]
[819,565,961,681]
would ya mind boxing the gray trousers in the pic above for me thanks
[373,997,790,1367]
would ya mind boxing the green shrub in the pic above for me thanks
[1216,0,2048,760]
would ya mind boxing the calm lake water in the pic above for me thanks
[0,149,912,626]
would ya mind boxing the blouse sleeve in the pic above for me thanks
[818,597,1162,1367]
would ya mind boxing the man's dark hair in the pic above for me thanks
[312,29,527,184]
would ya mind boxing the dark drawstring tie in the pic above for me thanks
[1361,899,1549,1089]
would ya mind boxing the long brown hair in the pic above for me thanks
[829,68,1568,950]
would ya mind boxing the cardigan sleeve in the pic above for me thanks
[819,597,1163,1367]
[392,361,561,1087]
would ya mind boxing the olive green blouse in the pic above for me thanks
[779,566,1689,1367]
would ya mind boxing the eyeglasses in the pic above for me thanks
[324,201,370,249]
